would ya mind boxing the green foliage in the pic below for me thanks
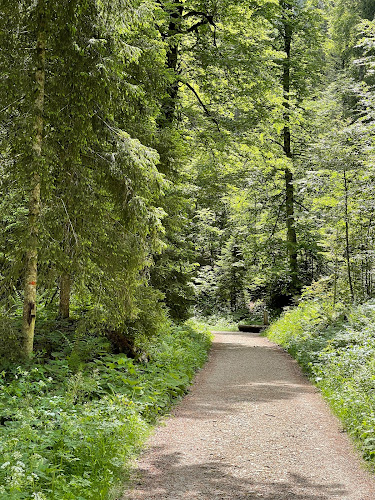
[192,314,239,332]
[0,314,22,363]
[0,0,170,351]
[267,297,375,469]
[0,321,212,499]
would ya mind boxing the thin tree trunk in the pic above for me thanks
[282,12,298,292]
[59,273,71,319]
[343,169,354,302]
[333,232,338,306]
[370,266,373,297]
[22,0,46,357]
[59,220,72,319]
[157,0,182,130]
[285,167,298,283]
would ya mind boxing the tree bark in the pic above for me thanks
[22,0,46,357]
[343,169,354,302]
[58,219,73,319]
[333,233,338,306]
[157,0,183,129]
[285,167,298,283]
[282,9,298,292]
[59,273,71,319]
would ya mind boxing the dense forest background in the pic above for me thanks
[2,1,375,498]
[1,0,375,356]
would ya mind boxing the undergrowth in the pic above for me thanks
[193,314,239,331]
[0,320,212,499]
[267,297,375,470]
[194,309,266,331]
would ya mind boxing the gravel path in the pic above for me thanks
[124,331,375,499]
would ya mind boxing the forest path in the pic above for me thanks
[124,331,375,499]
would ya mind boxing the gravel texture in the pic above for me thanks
[124,331,375,499]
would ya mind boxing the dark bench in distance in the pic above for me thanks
[238,324,265,333]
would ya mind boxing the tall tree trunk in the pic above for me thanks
[343,169,354,302]
[58,221,72,319]
[333,229,339,306]
[22,0,46,357]
[59,273,71,319]
[285,167,298,284]
[157,0,182,129]
[282,12,298,293]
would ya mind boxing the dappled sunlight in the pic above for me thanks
[128,448,348,499]
[175,381,313,420]
[170,334,315,421]
[125,330,375,500]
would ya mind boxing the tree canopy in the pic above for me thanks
[1,0,375,358]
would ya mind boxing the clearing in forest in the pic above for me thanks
[124,330,375,500]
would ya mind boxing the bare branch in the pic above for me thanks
[183,81,220,132]
[184,20,211,34]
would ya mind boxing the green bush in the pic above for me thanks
[0,321,212,499]
[193,314,239,331]
[267,298,375,470]
[0,314,22,364]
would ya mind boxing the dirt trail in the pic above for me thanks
[124,331,375,499]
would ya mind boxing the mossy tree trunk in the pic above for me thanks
[22,0,46,357]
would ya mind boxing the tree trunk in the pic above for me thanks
[285,167,298,284]
[343,169,354,302]
[58,221,72,319]
[21,0,46,357]
[282,12,298,292]
[157,0,182,129]
[333,232,339,306]
[59,273,71,319]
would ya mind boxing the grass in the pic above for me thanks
[266,299,375,470]
[0,320,212,499]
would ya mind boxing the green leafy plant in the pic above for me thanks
[267,298,375,470]
[0,321,212,499]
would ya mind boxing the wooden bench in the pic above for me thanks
[238,311,269,333]
[238,324,265,333]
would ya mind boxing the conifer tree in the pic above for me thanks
[0,0,167,354]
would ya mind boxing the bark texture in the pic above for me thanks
[282,6,298,292]
[22,0,46,357]
[59,273,71,319]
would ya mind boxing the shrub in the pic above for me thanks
[0,321,212,499]
[267,298,375,470]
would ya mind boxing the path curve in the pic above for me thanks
[124,331,375,499]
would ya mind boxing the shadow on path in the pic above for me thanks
[130,448,347,499]
[175,334,314,421]
[124,331,375,499]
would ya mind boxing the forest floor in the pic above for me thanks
[123,330,375,499]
